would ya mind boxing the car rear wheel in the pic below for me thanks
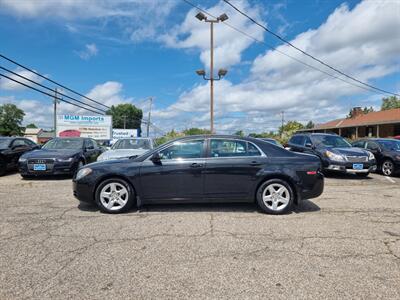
[95,178,135,214]
[256,179,294,215]
[382,159,394,176]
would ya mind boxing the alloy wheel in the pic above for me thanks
[382,160,394,176]
[99,182,129,211]
[262,183,290,212]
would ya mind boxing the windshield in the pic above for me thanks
[112,139,152,150]
[0,139,12,148]
[379,140,400,151]
[43,139,83,150]
[311,135,351,148]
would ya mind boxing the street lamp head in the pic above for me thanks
[218,68,228,77]
[195,12,207,21]
[218,13,229,22]
[196,69,206,76]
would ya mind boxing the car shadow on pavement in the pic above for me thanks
[323,172,373,180]
[21,175,72,181]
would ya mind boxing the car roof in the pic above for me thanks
[165,134,262,144]
[355,138,399,142]
[294,133,338,136]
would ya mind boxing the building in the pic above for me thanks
[37,131,54,144]
[24,128,42,143]
[299,107,400,139]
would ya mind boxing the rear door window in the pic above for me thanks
[210,139,247,157]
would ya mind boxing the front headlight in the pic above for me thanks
[75,168,92,181]
[367,151,375,161]
[56,157,74,162]
[18,157,27,163]
[325,150,345,162]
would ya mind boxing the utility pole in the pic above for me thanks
[146,97,153,137]
[122,115,127,129]
[280,111,285,138]
[53,88,59,137]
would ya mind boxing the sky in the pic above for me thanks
[0,0,399,136]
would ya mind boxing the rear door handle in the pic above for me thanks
[250,161,262,166]
[190,163,203,168]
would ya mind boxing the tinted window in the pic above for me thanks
[11,139,26,147]
[247,142,262,156]
[304,136,312,146]
[0,138,12,148]
[112,139,152,150]
[352,141,365,148]
[366,142,379,151]
[210,139,246,157]
[311,135,351,148]
[159,140,204,160]
[378,140,400,151]
[289,135,304,146]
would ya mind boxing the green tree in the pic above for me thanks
[26,123,37,128]
[0,104,25,136]
[347,106,374,118]
[234,130,244,137]
[305,121,315,129]
[154,129,184,146]
[381,96,400,111]
[106,104,143,129]
[279,121,304,137]
[182,128,211,136]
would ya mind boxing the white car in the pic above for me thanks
[97,138,154,161]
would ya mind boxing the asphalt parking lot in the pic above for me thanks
[0,172,399,299]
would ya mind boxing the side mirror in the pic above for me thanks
[305,142,313,148]
[150,152,161,164]
[85,145,94,151]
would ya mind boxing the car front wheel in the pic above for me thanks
[382,159,394,176]
[256,179,294,215]
[95,178,135,213]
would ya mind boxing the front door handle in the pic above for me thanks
[250,161,262,166]
[190,163,203,168]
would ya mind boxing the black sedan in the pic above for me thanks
[19,137,103,177]
[352,138,400,176]
[0,137,39,176]
[288,133,376,177]
[73,135,324,214]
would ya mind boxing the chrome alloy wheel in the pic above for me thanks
[382,160,394,176]
[99,182,129,211]
[262,183,290,212]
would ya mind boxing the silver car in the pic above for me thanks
[97,138,154,161]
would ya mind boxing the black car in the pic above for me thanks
[288,133,376,177]
[352,138,400,176]
[19,137,103,177]
[0,137,39,176]
[73,135,324,214]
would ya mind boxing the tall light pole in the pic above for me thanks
[195,12,229,134]
[146,97,153,137]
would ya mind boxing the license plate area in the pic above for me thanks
[33,164,46,171]
[353,163,363,170]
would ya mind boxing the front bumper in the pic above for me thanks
[73,179,95,203]
[19,160,79,176]
[325,163,376,173]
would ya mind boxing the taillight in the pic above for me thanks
[307,171,317,175]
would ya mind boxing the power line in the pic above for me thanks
[181,0,393,96]
[0,65,107,114]
[0,53,111,109]
[0,72,106,115]
[222,0,400,97]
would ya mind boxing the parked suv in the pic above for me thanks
[352,138,400,176]
[288,133,376,177]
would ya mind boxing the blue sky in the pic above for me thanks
[0,0,399,135]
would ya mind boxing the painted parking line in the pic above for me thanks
[384,176,396,183]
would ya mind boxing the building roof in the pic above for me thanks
[308,108,400,130]
[24,128,42,135]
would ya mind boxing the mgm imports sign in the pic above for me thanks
[56,115,112,140]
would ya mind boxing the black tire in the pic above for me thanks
[381,159,395,176]
[356,173,369,178]
[256,179,294,215]
[95,178,135,214]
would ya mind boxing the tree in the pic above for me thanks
[381,96,400,111]
[347,106,374,118]
[154,129,184,146]
[183,128,211,136]
[0,104,25,136]
[234,130,244,137]
[26,123,38,128]
[106,104,142,129]
[279,121,304,137]
[305,121,315,129]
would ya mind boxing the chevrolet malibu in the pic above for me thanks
[73,135,324,214]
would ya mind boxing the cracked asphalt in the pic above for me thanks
[1,172,399,299]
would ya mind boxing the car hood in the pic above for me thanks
[324,147,368,156]
[99,149,149,160]
[21,149,81,159]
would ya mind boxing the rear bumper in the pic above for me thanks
[298,171,324,201]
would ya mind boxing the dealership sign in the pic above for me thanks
[112,129,138,139]
[56,115,112,140]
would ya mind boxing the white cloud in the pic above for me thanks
[76,43,98,60]
[0,67,43,91]
[154,0,400,133]
[161,0,265,69]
